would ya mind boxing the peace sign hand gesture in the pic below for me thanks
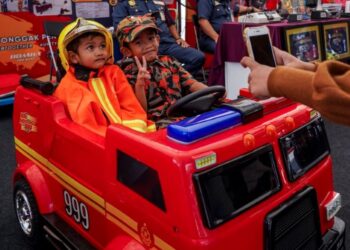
[134,56,150,111]
[135,56,151,88]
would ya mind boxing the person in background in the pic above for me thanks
[197,0,260,54]
[54,18,155,136]
[116,14,209,128]
[112,0,205,76]
[240,46,350,126]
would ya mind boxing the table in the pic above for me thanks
[208,18,350,98]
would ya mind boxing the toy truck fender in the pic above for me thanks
[13,161,53,214]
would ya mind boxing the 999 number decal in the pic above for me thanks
[63,190,89,230]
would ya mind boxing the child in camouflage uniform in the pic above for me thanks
[116,14,208,128]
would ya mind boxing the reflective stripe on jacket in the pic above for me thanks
[54,64,156,135]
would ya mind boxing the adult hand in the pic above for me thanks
[240,56,274,99]
[273,47,300,67]
[273,46,315,71]
[253,7,261,12]
[135,56,151,87]
[176,38,190,48]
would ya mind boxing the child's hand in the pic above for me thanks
[219,91,227,102]
[135,56,151,87]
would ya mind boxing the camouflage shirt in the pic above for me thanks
[119,55,198,125]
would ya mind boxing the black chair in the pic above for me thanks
[43,20,70,83]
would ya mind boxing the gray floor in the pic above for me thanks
[1,104,349,249]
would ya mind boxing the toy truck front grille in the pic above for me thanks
[265,186,321,250]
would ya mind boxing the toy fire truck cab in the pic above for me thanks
[12,78,345,249]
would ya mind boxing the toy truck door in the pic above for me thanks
[103,126,177,249]
[47,116,110,248]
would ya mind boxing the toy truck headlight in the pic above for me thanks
[279,117,330,182]
[325,192,341,221]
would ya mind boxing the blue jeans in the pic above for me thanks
[199,36,216,54]
[159,43,205,76]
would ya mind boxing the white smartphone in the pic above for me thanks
[243,26,276,67]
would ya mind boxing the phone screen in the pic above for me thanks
[250,34,276,67]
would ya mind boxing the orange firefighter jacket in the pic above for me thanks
[54,64,155,136]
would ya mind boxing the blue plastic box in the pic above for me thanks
[167,108,241,144]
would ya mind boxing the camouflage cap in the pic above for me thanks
[116,14,160,47]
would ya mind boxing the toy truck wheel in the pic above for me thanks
[13,179,43,245]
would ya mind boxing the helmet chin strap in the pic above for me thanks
[74,64,99,82]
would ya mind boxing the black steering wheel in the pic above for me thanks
[167,85,226,117]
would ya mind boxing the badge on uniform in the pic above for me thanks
[128,0,136,7]
[160,11,165,21]
[153,0,165,5]
[109,0,118,6]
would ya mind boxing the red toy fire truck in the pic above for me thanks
[12,77,345,249]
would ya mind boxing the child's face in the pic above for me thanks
[69,35,108,70]
[127,29,160,62]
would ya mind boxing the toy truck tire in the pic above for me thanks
[13,178,44,247]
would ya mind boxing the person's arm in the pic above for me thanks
[198,0,217,38]
[189,80,226,102]
[241,54,350,126]
[268,60,350,126]
[168,24,189,48]
[198,18,219,43]
[174,58,208,92]
[232,2,260,16]
[239,46,316,98]
[162,5,188,48]
[238,4,260,14]
[112,2,129,28]
[189,81,208,92]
